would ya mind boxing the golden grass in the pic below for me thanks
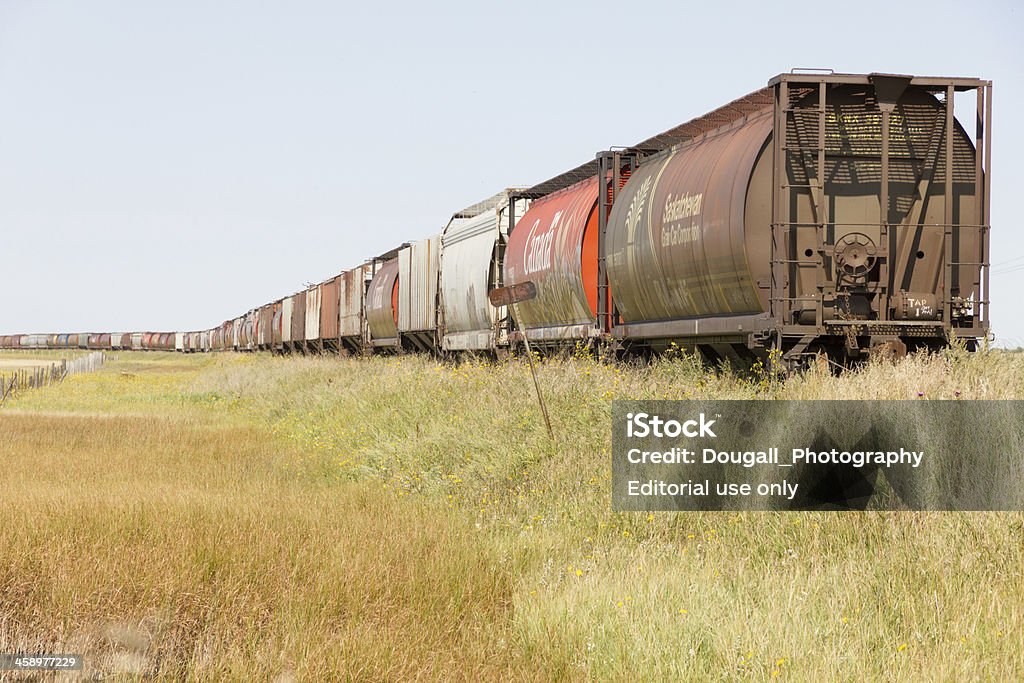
[0,412,519,680]
[1,348,1022,679]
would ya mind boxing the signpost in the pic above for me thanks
[488,282,553,440]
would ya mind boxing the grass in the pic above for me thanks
[0,349,1022,679]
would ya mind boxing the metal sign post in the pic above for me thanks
[488,282,553,440]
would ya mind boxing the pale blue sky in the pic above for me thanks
[1,1,1021,344]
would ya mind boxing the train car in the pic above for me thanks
[238,313,250,351]
[22,334,45,349]
[246,309,257,351]
[270,300,283,352]
[280,296,293,351]
[603,72,990,364]
[503,176,608,345]
[257,303,273,351]
[339,265,370,353]
[305,285,321,352]
[366,247,404,350]
[397,235,441,352]
[289,292,305,353]
[438,190,527,352]
[319,275,341,353]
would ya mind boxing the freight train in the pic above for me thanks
[1,72,994,369]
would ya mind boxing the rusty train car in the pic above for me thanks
[2,72,993,368]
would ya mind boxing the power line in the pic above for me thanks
[991,254,1024,267]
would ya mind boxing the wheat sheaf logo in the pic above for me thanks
[625,176,652,238]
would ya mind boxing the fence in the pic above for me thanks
[0,352,105,405]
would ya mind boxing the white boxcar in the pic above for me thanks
[439,192,527,351]
[175,332,184,352]
[398,234,440,349]
[305,286,321,341]
[339,265,368,342]
[281,296,293,343]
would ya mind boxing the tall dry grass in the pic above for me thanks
[0,348,1022,679]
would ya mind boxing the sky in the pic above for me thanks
[0,0,1021,345]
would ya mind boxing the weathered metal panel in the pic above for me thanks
[241,312,254,349]
[439,205,509,350]
[290,292,305,344]
[606,112,773,323]
[281,297,293,343]
[339,266,368,340]
[366,259,399,343]
[398,234,440,333]
[258,306,272,347]
[504,177,600,332]
[270,304,279,346]
[305,286,321,341]
[320,276,341,340]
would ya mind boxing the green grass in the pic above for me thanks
[1,349,1022,679]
